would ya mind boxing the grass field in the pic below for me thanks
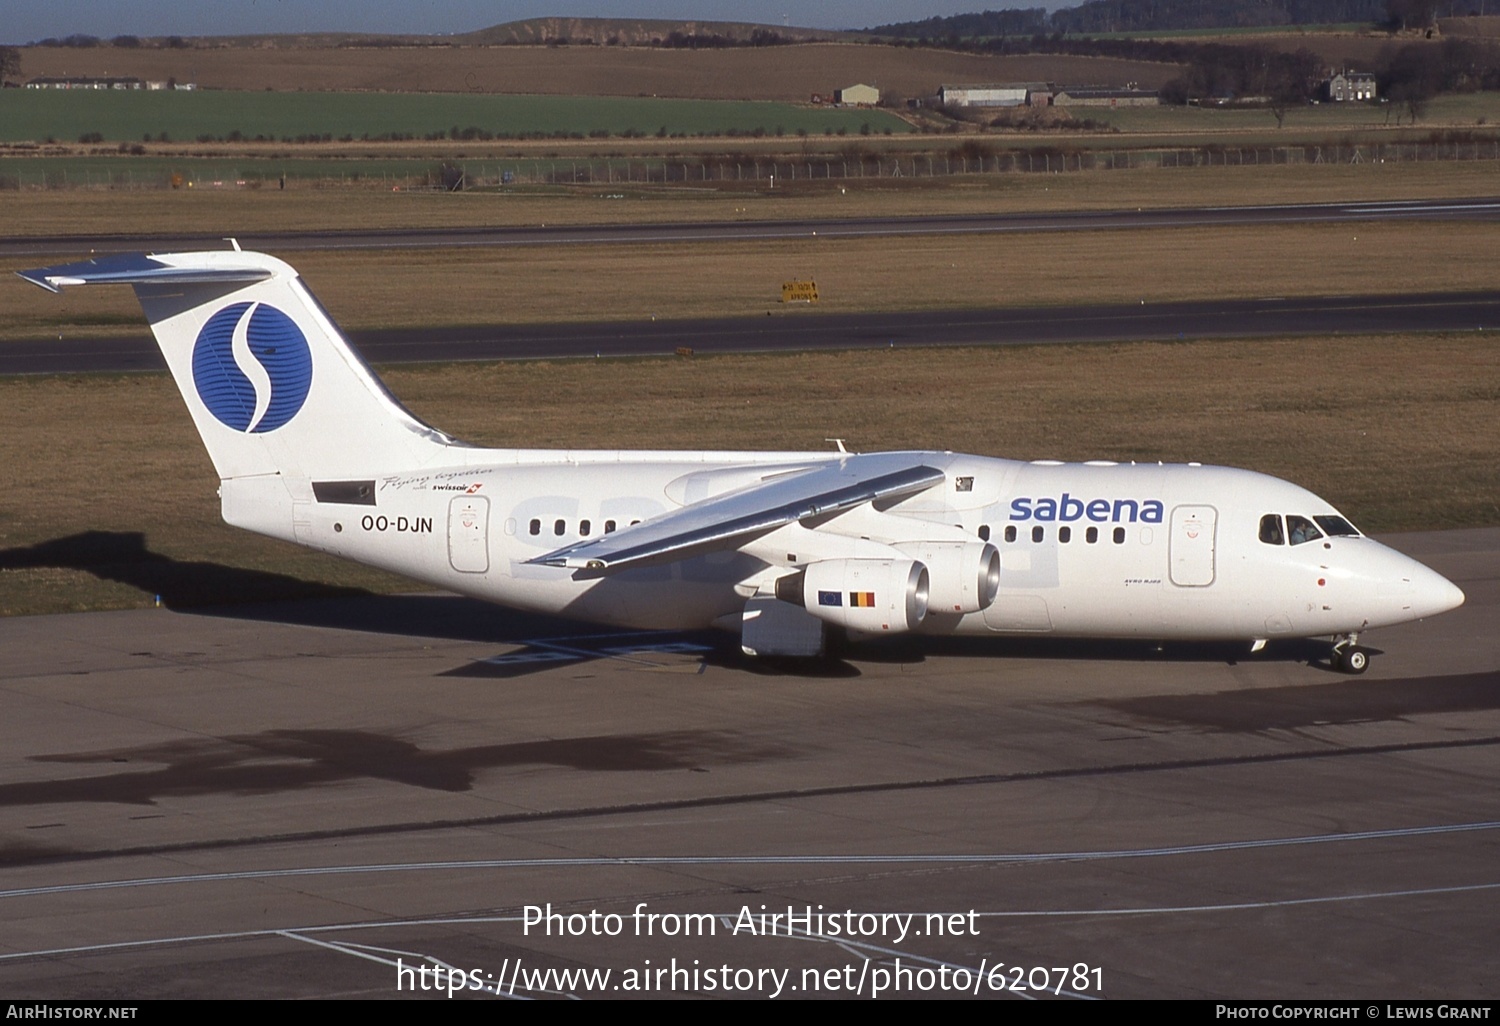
[0,90,909,144]
[9,123,1500,190]
[14,42,1182,102]
[1,335,1494,616]
[1088,93,1500,134]
[7,213,1500,342]
[5,161,1500,240]
[7,92,1500,195]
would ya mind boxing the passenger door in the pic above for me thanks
[1169,504,1217,587]
[448,496,490,573]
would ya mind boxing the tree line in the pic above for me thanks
[868,0,1414,37]
[870,13,1500,111]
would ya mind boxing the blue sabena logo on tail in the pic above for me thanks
[192,302,313,432]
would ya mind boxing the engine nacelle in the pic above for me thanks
[893,541,1000,614]
[777,558,929,633]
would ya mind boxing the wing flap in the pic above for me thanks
[529,456,946,574]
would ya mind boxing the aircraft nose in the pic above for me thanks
[1410,565,1465,619]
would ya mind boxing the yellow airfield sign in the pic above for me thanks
[781,280,819,304]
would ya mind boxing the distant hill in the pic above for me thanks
[870,0,1389,37]
[455,18,850,46]
[22,18,851,51]
[24,30,436,49]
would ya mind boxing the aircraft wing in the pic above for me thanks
[528,455,946,573]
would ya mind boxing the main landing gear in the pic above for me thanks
[1330,634,1369,675]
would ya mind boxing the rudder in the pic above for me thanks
[19,249,460,482]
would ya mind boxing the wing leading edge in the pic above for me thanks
[528,456,947,574]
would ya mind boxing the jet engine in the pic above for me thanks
[776,558,929,633]
[893,541,1000,614]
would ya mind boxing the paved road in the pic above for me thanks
[6,197,1500,259]
[7,290,1498,375]
[0,528,1493,998]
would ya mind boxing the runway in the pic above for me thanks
[11,196,1500,376]
[7,290,1500,376]
[6,197,1500,262]
[0,528,1495,999]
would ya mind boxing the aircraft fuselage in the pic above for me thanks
[224,450,1460,644]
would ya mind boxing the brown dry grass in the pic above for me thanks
[6,162,1497,241]
[1440,15,1500,36]
[1,335,1495,616]
[1233,33,1440,70]
[17,43,1182,100]
[8,214,1499,341]
[293,221,1500,325]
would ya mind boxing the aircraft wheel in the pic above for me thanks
[1342,646,1369,674]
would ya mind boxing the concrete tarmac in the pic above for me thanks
[9,290,1500,376]
[7,197,1500,260]
[0,529,1495,999]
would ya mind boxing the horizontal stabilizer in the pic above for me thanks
[16,252,272,293]
[529,456,946,573]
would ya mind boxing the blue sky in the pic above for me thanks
[4,2,1049,45]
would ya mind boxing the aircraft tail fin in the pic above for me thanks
[18,250,462,481]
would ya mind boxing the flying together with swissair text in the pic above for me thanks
[18,249,1464,672]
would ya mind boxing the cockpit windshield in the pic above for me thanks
[1287,515,1323,545]
[1260,512,1362,545]
[1314,515,1360,537]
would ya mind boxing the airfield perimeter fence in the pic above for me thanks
[517,140,1500,187]
[9,140,1500,190]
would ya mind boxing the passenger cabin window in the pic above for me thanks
[1031,525,1044,543]
[1004,525,1017,543]
[1259,514,1285,545]
[529,518,541,536]
[580,519,591,536]
[978,524,990,542]
[554,519,566,536]
[1287,515,1323,546]
[605,520,617,533]
[1113,526,1125,544]
[1086,526,1098,544]
[1058,526,1071,543]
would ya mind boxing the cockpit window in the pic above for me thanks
[1258,514,1285,545]
[1287,515,1324,545]
[1314,515,1360,537]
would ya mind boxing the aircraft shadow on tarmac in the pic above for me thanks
[0,530,374,608]
[434,629,1355,682]
[5,678,1496,868]
[0,727,795,864]
[1082,669,1500,734]
[4,531,1478,683]
[13,727,790,801]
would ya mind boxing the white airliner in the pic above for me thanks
[19,249,1464,672]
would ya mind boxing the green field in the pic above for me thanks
[0,90,909,144]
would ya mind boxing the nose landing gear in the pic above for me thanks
[1331,634,1369,675]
